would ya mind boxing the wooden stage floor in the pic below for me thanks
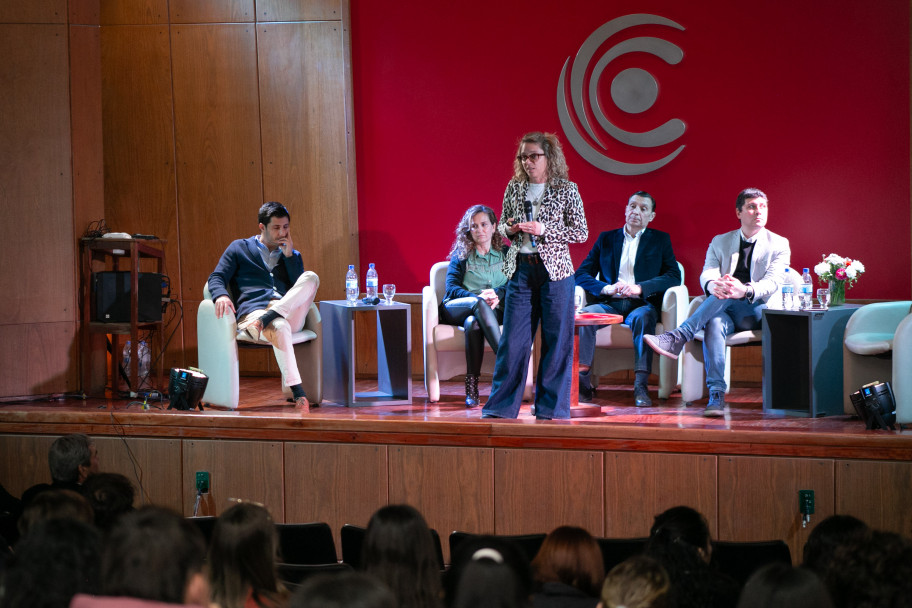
[1,377,910,461]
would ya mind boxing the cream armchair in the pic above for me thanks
[422,262,533,403]
[842,301,912,422]
[681,267,802,404]
[197,283,322,408]
[573,262,688,399]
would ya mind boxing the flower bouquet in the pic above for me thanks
[814,254,865,305]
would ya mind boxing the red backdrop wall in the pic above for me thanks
[350,0,909,298]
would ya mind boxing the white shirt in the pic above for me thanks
[618,226,645,285]
[519,182,546,254]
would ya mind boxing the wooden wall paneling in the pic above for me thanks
[0,435,56,498]
[70,25,105,242]
[69,0,100,25]
[284,442,388,552]
[169,0,254,24]
[0,0,66,23]
[0,325,32,398]
[172,23,264,372]
[718,456,834,564]
[27,322,78,395]
[99,0,168,25]
[494,448,604,537]
[730,345,762,385]
[835,459,912,537]
[182,439,284,519]
[256,0,342,22]
[388,445,494,561]
[94,435,182,511]
[605,452,717,539]
[258,21,353,303]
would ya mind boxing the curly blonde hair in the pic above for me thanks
[511,131,569,185]
[447,205,505,261]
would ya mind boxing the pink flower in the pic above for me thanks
[835,268,847,280]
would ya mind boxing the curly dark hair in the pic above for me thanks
[447,205,505,261]
[512,131,569,185]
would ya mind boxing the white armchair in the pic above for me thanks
[197,283,322,408]
[422,262,533,403]
[681,267,802,404]
[842,301,912,422]
[573,262,688,399]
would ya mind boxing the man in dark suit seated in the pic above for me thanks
[208,201,319,409]
[574,191,681,407]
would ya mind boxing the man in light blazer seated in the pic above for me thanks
[574,191,681,407]
[645,187,790,417]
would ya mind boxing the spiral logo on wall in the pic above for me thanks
[557,14,686,176]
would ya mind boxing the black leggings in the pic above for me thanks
[440,296,503,375]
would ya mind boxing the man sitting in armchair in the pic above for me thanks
[208,201,319,409]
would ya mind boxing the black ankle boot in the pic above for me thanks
[464,374,479,407]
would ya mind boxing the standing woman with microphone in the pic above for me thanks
[481,132,588,420]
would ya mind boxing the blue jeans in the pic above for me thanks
[677,295,765,393]
[482,255,575,420]
[439,296,503,376]
[578,298,657,384]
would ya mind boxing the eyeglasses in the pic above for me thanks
[517,153,546,163]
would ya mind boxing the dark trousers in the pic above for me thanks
[578,298,658,387]
[439,296,503,376]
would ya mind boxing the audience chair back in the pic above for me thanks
[681,267,802,404]
[276,522,338,565]
[277,562,353,590]
[341,523,445,570]
[597,537,649,573]
[186,516,217,548]
[449,531,546,564]
[422,262,534,402]
[709,539,791,586]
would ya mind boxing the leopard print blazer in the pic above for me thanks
[497,178,588,281]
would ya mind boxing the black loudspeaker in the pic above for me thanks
[850,381,896,430]
[168,368,208,411]
[93,272,163,323]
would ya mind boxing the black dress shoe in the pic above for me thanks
[579,381,594,403]
[634,384,653,407]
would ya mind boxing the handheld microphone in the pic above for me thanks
[523,199,537,247]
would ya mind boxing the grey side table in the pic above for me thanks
[320,300,412,406]
[762,305,859,417]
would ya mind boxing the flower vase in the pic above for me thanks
[828,280,846,306]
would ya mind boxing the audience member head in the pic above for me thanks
[820,529,912,608]
[513,131,569,183]
[290,571,396,608]
[802,514,869,575]
[600,555,671,608]
[449,204,503,260]
[646,505,712,563]
[208,501,285,608]
[361,504,442,608]
[735,188,768,213]
[0,517,102,608]
[258,201,290,227]
[48,434,98,485]
[17,489,94,539]
[531,525,605,597]
[737,563,832,608]
[100,505,208,605]
[445,535,533,608]
[81,472,136,532]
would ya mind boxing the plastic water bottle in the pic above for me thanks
[345,264,359,304]
[799,267,813,310]
[123,340,151,388]
[781,268,794,310]
[366,263,378,299]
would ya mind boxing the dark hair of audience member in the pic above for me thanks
[289,571,396,608]
[600,555,671,608]
[801,514,869,575]
[644,506,740,608]
[48,434,94,484]
[0,518,102,608]
[361,504,443,608]
[100,505,207,605]
[16,489,94,539]
[444,536,533,608]
[531,525,605,598]
[208,501,287,608]
[81,473,135,532]
[736,563,832,608]
[820,529,912,608]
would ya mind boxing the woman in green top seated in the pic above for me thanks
[441,205,508,407]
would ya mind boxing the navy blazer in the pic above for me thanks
[574,227,681,310]
[208,236,305,319]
